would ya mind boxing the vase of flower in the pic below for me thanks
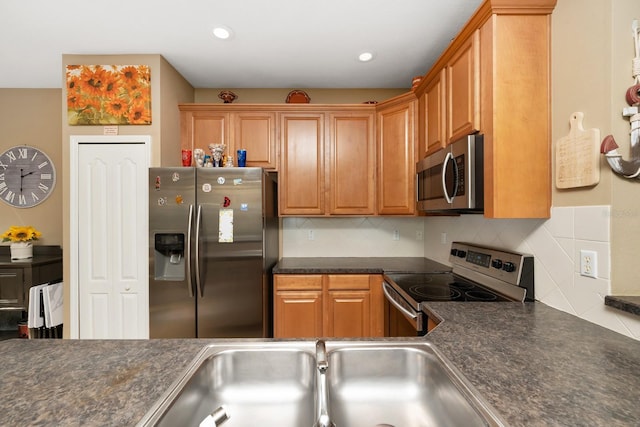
[10,242,33,260]
[2,225,41,261]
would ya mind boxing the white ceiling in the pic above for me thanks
[0,0,483,89]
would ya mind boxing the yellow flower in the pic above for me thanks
[1,226,42,243]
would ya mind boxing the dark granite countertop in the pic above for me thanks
[604,295,640,317]
[422,302,640,426]
[273,256,451,274]
[0,303,639,426]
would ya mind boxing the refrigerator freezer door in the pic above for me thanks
[196,168,265,338]
[149,168,197,338]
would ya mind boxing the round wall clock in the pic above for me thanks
[0,145,56,208]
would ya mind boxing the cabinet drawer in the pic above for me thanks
[327,274,371,290]
[274,274,323,290]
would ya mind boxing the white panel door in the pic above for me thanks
[77,142,148,339]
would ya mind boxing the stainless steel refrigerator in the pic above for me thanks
[149,167,279,338]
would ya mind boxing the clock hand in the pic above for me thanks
[20,169,35,193]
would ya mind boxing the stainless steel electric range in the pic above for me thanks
[383,242,534,336]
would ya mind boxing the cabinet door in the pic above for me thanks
[326,274,383,337]
[274,291,323,338]
[231,112,277,169]
[328,112,375,215]
[325,290,371,337]
[447,30,480,143]
[480,15,551,218]
[376,98,417,215]
[280,113,325,215]
[0,269,24,309]
[273,274,323,338]
[423,69,446,156]
[181,110,229,158]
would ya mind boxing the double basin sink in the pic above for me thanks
[137,340,505,427]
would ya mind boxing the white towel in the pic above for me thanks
[42,282,63,328]
[27,283,49,329]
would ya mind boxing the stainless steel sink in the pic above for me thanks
[325,343,502,426]
[137,341,506,427]
[140,341,317,426]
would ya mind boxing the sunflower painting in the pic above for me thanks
[66,65,151,125]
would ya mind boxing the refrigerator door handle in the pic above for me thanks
[186,204,194,298]
[195,204,204,298]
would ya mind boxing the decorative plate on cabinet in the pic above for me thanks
[286,90,310,103]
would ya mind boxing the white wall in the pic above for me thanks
[282,217,425,257]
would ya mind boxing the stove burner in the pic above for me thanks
[465,290,498,301]
[409,284,462,301]
[451,281,474,291]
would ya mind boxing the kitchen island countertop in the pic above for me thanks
[1,302,639,426]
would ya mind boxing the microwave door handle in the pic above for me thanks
[194,204,204,298]
[441,152,456,204]
[186,204,194,298]
[382,282,417,321]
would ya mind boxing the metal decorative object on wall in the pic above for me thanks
[600,20,640,178]
[66,65,152,125]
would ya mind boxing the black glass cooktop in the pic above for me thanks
[384,273,511,303]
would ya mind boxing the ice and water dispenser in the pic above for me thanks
[154,233,186,280]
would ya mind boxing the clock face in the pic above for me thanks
[0,145,56,208]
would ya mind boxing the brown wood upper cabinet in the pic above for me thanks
[415,0,555,218]
[279,108,376,216]
[179,105,277,169]
[232,111,277,169]
[328,112,376,215]
[418,31,479,159]
[376,93,418,215]
[446,30,480,144]
[279,112,326,215]
[419,69,446,157]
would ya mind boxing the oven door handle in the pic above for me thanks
[382,282,418,321]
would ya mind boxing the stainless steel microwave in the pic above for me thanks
[416,134,484,213]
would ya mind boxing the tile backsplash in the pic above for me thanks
[282,206,640,340]
[282,217,427,257]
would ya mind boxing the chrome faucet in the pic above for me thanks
[314,340,335,427]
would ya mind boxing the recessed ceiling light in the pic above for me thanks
[213,26,233,40]
[358,52,374,62]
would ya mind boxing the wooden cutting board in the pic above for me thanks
[555,112,600,188]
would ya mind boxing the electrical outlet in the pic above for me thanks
[580,250,598,278]
[308,230,314,241]
[393,230,400,241]
[416,230,424,241]
[441,232,447,244]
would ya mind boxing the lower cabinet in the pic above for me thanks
[273,274,384,338]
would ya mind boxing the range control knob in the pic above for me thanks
[450,249,458,257]
[491,259,503,269]
[502,262,516,273]
[456,250,467,258]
